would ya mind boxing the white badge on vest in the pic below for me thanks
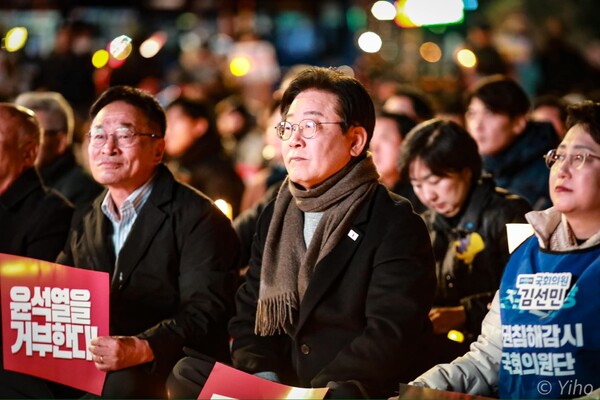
[516,272,572,310]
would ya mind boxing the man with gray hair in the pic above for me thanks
[0,103,74,397]
[15,91,102,206]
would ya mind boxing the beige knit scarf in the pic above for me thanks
[255,155,379,336]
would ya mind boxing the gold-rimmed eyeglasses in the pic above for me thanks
[275,119,344,141]
[87,127,161,148]
[544,148,600,170]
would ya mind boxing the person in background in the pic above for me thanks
[410,101,600,399]
[56,86,240,398]
[371,111,415,190]
[234,100,287,272]
[32,20,97,124]
[164,96,244,218]
[532,94,568,139]
[537,16,598,97]
[397,118,531,377]
[167,66,436,399]
[238,99,287,212]
[15,91,103,207]
[215,94,265,183]
[465,19,509,79]
[0,103,74,397]
[382,84,435,123]
[370,110,425,213]
[465,74,558,210]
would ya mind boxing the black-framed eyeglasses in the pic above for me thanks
[275,119,345,141]
[86,127,161,148]
[544,148,600,170]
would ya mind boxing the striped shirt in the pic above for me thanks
[101,175,155,259]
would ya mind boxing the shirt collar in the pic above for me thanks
[101,174,156,223]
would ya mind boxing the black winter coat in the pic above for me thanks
[230,185,436,398]
[424,176,531,338]
[57,164,240,377]
[0,167,73,262]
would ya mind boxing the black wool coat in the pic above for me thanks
[0,167,73,262]
[57,164,241,377]
[230,185,436,398]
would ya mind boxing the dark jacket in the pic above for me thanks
[483,120,558,210]
[233,181,282,270]
[0,167,74,398]
[423,176,531,338]
[38,150,103,208]
[229,185,436,398]
[0,167,74,262]
[56,164,240,377]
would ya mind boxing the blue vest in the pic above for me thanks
[499,236,600,399]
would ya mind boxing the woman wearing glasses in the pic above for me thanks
[409,101,600,399]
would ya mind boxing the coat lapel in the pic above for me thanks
[113,203,166,288]
[84,194,116,272]
[111,165,173,289]
[294,191,374,333]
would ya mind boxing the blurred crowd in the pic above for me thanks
[1,9,599,217]
[2,4,600,397]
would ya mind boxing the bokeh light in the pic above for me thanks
[140,31,167,58]
[109,35,133,60]
[357,31,382,53]
[371,1,396,21]
[346,6,367,31]
[210,33,234,57]
[447,330,465,343]
[262,145,276,161]
[179,31,202,53]
[3,27,28,52]
[230,56,251,77]
[420,41,442,63]
[456,48,477,68]
[176,12,198,30]
[337,65,355,77]
[92,49,110,68]
[396,0,464,27]
[214,199,233,220]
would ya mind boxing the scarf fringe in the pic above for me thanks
[255,292,297,336]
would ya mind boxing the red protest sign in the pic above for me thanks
[198,362,329,399]
[0,253,109,395]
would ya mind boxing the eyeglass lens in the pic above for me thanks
[545,150,586,170]
[276,120,317,140]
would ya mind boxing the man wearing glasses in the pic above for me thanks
[56,86,240,398]
[168,67,436,399]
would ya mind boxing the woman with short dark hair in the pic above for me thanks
[398,118,531,375]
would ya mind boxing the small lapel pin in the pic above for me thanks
[348,229,359,241]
